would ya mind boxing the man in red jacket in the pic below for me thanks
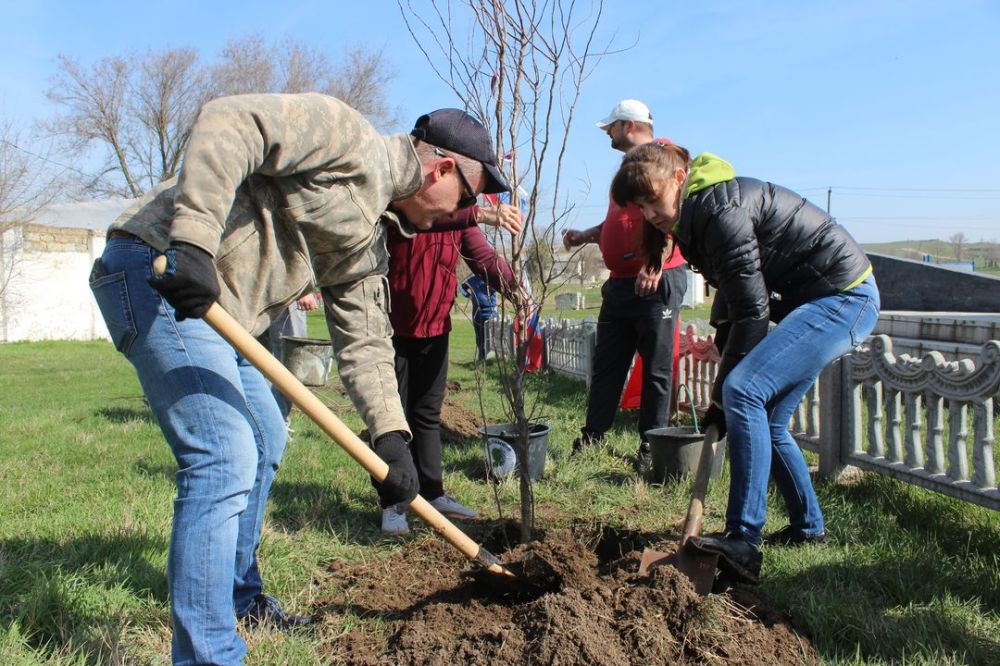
[379,203,525,534]
[562,99,687,471]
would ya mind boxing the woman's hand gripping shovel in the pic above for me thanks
[153,256,518,583]
[638,424,722,595]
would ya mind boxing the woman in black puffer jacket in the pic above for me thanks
[611,142,880,584]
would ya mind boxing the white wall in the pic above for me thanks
[1,228,109,343]
[1,198,132,343]
[682,270,705,308]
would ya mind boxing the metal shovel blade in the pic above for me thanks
[638,546,718,596]
[639,425,723,597]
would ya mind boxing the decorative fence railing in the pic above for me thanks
[542,319,596,384]
[836,335,999,510]
[483,314,1000,512]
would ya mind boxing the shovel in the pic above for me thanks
[638,424,722,595]
[153,257,516,581]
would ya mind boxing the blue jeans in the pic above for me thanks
[721,276,880,544]
[90,237,287,666]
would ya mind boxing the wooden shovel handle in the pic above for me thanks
[681,424,721,543]
[152,256,513,577]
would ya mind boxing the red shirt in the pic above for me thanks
[387,208,518,339]
[598,138,685,278]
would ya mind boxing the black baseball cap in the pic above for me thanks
[410,108,511,194]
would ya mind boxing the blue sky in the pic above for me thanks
[2,0,998,244]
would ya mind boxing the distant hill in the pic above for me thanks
[862,239,1000,276]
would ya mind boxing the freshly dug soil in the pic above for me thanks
[313,524,817,665]
[439,397,483,443]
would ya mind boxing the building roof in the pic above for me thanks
[27,197,135,230]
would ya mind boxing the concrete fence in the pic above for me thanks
[487,312,1000,512]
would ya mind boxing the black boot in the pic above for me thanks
[764,525,827,546]
[238,594,312,630]
[685,532,762,584]
[570,430,602,456]
[635,440,653,476]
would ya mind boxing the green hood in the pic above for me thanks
[684,152,735,199]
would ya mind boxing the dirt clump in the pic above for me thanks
[313,525,817,665]
[439,397,483,442]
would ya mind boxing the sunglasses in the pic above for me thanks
[434,147,479,209]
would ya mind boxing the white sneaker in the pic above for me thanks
[381,504,410,536]
[430,493,479,520]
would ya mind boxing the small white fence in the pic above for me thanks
[485,314,1000,512]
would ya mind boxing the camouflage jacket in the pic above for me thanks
[110,92,422,438]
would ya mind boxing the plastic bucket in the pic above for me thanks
[479,422,550,481]
[281,336,333,387]
[644,426,705,483]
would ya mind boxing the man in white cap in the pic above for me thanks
[562,99,688,470]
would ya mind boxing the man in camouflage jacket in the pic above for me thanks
[90,93,508,665]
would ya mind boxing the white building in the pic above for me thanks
[682,270,706,308]
[1,198,133,342]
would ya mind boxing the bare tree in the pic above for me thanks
[209,37,402,129]
[132,48,207,192]
[577,244,604,285]
[209,35,277,97]
[0,117,69,338]
[328,47,403,129]
[949,232,967,261]
[399,0,611,542]
[985,239,1000,269]
[43,54,140,196]
[43,39,402,198]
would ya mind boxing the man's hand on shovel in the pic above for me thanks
[374,431,419,506]
[147,242,220,320]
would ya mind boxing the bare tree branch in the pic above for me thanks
[398,0,611,541]
[43,54,140,197]
[43,38,404,197]
[133,48,208,188]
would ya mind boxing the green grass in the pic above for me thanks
[2,326,998,665]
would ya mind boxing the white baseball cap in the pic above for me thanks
[595,99,653,129]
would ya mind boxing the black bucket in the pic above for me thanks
[478,422,550,481]
[644,426,704,483]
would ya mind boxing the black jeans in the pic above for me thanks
[376,334,450,506]
[583,267,687,441]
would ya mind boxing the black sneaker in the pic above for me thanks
[570,431,602,456]
[764,525,827,546]
[635,440,653,476]
[685,532,762,585]
[238,594,312,630]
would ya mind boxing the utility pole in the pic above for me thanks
[826,187,832,215]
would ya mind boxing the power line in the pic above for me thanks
[0,138,104,182]
[832,185,1000,193]
[832,192,1000,200]
[795,185,1000,194]
[838,215,998,220]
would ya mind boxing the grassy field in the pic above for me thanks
[1,317,998,665]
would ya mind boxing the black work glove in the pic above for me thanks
[148,242,220,320]
[701,404,727,440]
[712,321,732,355]
[373,431,419,507]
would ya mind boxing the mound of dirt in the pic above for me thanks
[440,398,484,442]
[313,525,817,665]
